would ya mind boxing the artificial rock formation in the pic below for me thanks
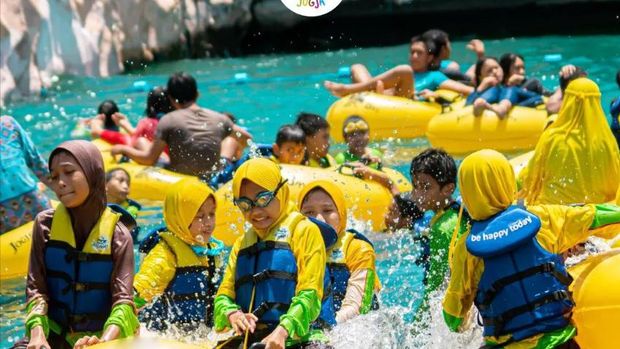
[0,0,252,105]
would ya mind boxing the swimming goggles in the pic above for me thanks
[343,120,369,135]
[234,180,288,212]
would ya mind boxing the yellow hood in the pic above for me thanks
[459,149,516,221]
[164,178,215,245]
[232,158,291,235]
[521,78,620,205]
[297,180,348,235]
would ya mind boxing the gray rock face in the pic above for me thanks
[0,0,253,105]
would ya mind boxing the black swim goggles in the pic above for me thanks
[234,180,288,212]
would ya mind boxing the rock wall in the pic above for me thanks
[0,0,252,105]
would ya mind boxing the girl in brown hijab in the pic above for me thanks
[20,140,138,349]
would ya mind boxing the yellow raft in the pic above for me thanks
[326,90,463,142]
[426,106,549,155]
[1,221,35,280]
[1,200,58,281]
[569,249,620,349]
[93,140,411,246]
[90,337,208,348]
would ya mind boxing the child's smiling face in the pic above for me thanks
[50,152,90,208]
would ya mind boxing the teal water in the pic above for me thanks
[1,34,619,348]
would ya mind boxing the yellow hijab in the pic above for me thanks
[521,78,620,205]
[459,149,516,221]
[297,180,348,235]
[232,158,291,236]
[164,178,215,246]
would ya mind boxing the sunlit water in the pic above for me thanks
[1,34,619,348]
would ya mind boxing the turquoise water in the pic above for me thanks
[1,34,619,348]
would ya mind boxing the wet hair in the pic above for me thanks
[295,112,329,136]
[560,66,587,92]
[499,53,525,85]
[342,115,369,138]
[97,100,119,130]
[167,72,198,105]
[222,112,236,124]
[422,30,450,56]
[145,86,173,119]
[410,148,457,187]
[410,35,439,70]
[105,168,131,185]
[474,57,499,88]
[276,124,305,146]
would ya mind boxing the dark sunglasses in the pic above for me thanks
[234,180,287,212]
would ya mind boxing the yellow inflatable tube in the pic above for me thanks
[326,90,463,142]
[1,221,35,280]
[569,249,620,349]
[90,337,209,348]
[92,140,412,246]
[426,106,548,155]
[1,200,58,281]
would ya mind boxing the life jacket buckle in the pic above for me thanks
[74,282,87,292]
[553,289,569,301]
[252,270,270,284]
[542,262,555,273]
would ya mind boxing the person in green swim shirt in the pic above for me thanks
[335,116,382,169]
[386,148,466,293]
[105,168,141,218]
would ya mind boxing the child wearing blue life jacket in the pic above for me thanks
[443,149,620,349]
[19,140,138,349]
[214,158,327,349]
[467,57,543,118]
[134,178,223,333]
[298,180,381,326]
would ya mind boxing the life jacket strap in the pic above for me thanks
[46,270,109,295]
[252,302,290,319]
[238,241,292,257]
[235,269,297,290]
[482,289,573,337]
[478,262,573,310]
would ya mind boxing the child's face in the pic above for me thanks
[239,180,281,230]
[409,41,433,72]
[344,130,369,153]
[50,152,90,208]
[189,196,216,245]
[509,57,525,78]
[106,170,130,204]
[481,59,504,82]
[305,128,330,159]
[300,189,341,233]
[411,172,454,212]
[274,141,306,165]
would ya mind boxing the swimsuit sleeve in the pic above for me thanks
[110,225,136,307]
[335,239,379,323]
[528,204,596,254]
[431,71,449,90]
[279,220,325,339]
[133,242,177,302]
[442,230,483,332]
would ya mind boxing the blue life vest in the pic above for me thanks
[44,206,119,333]
[142,232,219,330]
[466,206,574,341]
[234,212,304,330]
[315,229,377,328]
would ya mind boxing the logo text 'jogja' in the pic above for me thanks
[297,0,326,8]
[281,0,342,17]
